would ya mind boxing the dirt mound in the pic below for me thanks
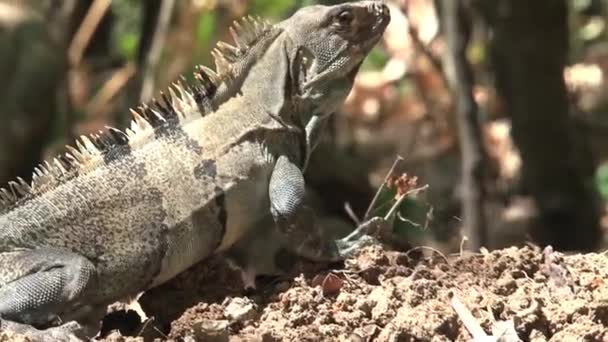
[96,245,608,341]
[4,245,608,341]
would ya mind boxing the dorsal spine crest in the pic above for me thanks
[0,14,280,214]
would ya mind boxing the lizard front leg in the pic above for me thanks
[269,155,386,262]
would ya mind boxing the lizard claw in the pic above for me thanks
[335,217,388,259]
[336,235,378,259]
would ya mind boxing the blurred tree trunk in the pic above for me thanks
[66,0,114,59]
[0,0,117,188]
[441,0,487,250]
[476,0,601,250]
[0,2,64,187]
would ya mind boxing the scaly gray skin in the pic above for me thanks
[0,1,390,340]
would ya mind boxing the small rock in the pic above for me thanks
[0,331,31,342]
[494,277,517,296]
[193,319,230,342]
[101,330,144,342]
[312,272,344,297]
[368,287,394,321]
[351,324,380,341]
[224,297,258,322]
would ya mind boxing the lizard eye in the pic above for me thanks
[335,10,353,25]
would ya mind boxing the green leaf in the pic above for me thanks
[366,182,432,240]
[392,197,432,240]
[361,47,388,71]
[250,0,296,19]
[595,162,608,200]
[117,33,139,61]
[196,12,217,45]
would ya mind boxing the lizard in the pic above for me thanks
[0,1,390,340]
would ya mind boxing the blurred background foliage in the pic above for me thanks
[2,0,608,253]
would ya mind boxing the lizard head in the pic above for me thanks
[279,1,391,117]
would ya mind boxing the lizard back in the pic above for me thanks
[0,16,288,302]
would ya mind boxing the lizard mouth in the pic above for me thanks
[360,2,391,51]
[370,2,390,31]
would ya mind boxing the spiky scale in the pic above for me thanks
[11,178,31,197]
[8,182,19,197]
[229,27,243,50]
[168,85,189,118]
[231,21,247,47]
[251,16,263,34]
[59,154,75,170]
[177,80,198,110]
[107,127,129,145]
[80,136,100,156]
[34,166,45,178]
[211,49,231,77]
[189,70,216,115]
[160,92,178,117]
[75,139,90,158]
[65,145,85,163]
[16,177,27,186]
[151,106,168,123]
[194,74,211,96]
[130,109,153,132]
[1,188,13,202]
[196,72,216,97]
[0,194,9,204]
[138,105,161,128]
[172,82,194,113]
[64,152,80,166]
[199,65,219,85]
[53,158,67,174]
[125,128,137,139]
[242,16,255,35]
[90,133,107,152]
[89,134,104,152]
[216,42,240,62]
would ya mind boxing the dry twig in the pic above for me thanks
[68,0,112,66]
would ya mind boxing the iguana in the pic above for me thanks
[0,1,390,340]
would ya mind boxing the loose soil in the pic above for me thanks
[3,245,608,341]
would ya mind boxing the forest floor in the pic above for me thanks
[2,244,607,341]
[88,243,608,342]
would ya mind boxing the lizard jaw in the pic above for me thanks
[358,1,391,52]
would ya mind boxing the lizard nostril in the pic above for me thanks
[380,4,389,17]
[370,2,389,19]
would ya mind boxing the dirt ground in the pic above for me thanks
[2,244,608,341]
[93,243,607,341]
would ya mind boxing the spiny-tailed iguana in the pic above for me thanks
[0,1,390,339]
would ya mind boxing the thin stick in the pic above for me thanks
[363,156,404,221]
[450,294,489,339]
[86,62,137,116]
[383,184,429,221]
[403,246,450,266]
[138,0,177,103]
[68,0,112,66]
[459,236,468,257]
[442,0,488,251]
[344,202,361,225]
[405,16,446,86]
[137,317,154,337]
